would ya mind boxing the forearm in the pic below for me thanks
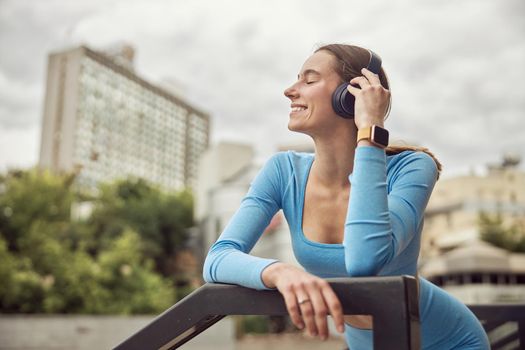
[344,146,391,276]
[203,242,279,290]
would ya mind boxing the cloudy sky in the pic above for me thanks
[1,0,524,178]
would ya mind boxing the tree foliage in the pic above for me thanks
[478,211,525,253]
[88,178,193,276]
[0,169,193,314]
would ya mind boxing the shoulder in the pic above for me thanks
[265,150,314,175]
[387,150,439,181]
[250,151,312,201]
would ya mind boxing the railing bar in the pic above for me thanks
[467,305,525,321]
[483,320,507,333]
[166,315,225,350]
[113,276,419,350]
[491,330,519,350]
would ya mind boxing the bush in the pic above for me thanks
[0,169,192,314]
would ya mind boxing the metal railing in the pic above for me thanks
[468,304,525,350]
[113,275,420,350]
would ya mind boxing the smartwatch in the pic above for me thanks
[357,125,389,148]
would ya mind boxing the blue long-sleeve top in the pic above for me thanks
[203,146,438,289]
[202,146,491,349]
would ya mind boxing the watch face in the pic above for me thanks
[373,126,389,146]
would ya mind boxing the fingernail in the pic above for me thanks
[298,323,304,329]
[338,325,345,333]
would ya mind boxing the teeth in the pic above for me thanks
[292,106,307,112]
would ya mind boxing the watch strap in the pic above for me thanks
[357,125,389,148]
[357,127,373,144]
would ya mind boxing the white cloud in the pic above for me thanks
[0,0,524,175]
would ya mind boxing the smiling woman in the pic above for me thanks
[203,43,489,350]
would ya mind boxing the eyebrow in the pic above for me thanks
[297,69,321,80]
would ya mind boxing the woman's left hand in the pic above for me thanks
[346,68,390,130]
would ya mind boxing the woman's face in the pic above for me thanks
[284,50,343,135]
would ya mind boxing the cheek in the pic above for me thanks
[315,82,336,103]
[312,88,335,114]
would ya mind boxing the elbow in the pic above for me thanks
[202,251,216,284]
[202,268,213,284]
[345,258,382,277]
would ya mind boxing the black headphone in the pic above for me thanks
[331,50,382,119]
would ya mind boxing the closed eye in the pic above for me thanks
[306,81,316,84]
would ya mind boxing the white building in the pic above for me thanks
[196,142,302,267]
[420,155,525,303]
[39,44,209,191]
[423,155,525,258]
[420,239,525,303]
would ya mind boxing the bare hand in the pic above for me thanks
[262,263,345,340]
[346,68,390,130]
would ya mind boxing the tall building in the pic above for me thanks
[39,44,209,191]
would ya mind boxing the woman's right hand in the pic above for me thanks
[261,262,345,340]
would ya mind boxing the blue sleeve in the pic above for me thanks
[344,146,438,276]
[202,153,284,290]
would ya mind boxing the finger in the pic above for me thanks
[346,83,360,96]
[349,76,370,88]
[282,288,305,330]
[307,287,330,340]
[361,67,381,86]
[296,291,317,337]
[320,284,345,333]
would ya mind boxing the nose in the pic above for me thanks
[284,82,299,100]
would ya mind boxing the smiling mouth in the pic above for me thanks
[291,106,307,113]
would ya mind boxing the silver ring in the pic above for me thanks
[298,298,311,305]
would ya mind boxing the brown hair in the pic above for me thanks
[315,43,442,178]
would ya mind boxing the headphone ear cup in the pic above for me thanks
[331,83,355,119]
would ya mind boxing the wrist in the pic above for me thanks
[356,124,389,148]
[356,118,384,130]
[261,261,286,289]
[356,140,381,148]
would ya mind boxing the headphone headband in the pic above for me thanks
[367,50,382,75]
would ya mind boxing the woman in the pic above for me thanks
[203,44,489,349]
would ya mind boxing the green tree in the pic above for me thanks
[0,169,185,314]
[87,178,194,276]
[0,169,74,252]
[479,211,525,253]
[0,235,45,313]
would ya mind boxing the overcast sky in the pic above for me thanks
[1,0,524,178]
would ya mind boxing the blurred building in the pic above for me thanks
[420,239,525,303]
[420,155,525,303]
[422,154,525,258]
[195,142,315,268]
[39,44,209,191]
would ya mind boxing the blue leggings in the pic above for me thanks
[344,278,490,349]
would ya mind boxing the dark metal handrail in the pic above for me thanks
[467,304,525,349]
[113,275,420,350]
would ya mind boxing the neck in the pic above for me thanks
[309,125,357,190]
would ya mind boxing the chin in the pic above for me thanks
[287,119,301,132]
[287,120,310,136]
